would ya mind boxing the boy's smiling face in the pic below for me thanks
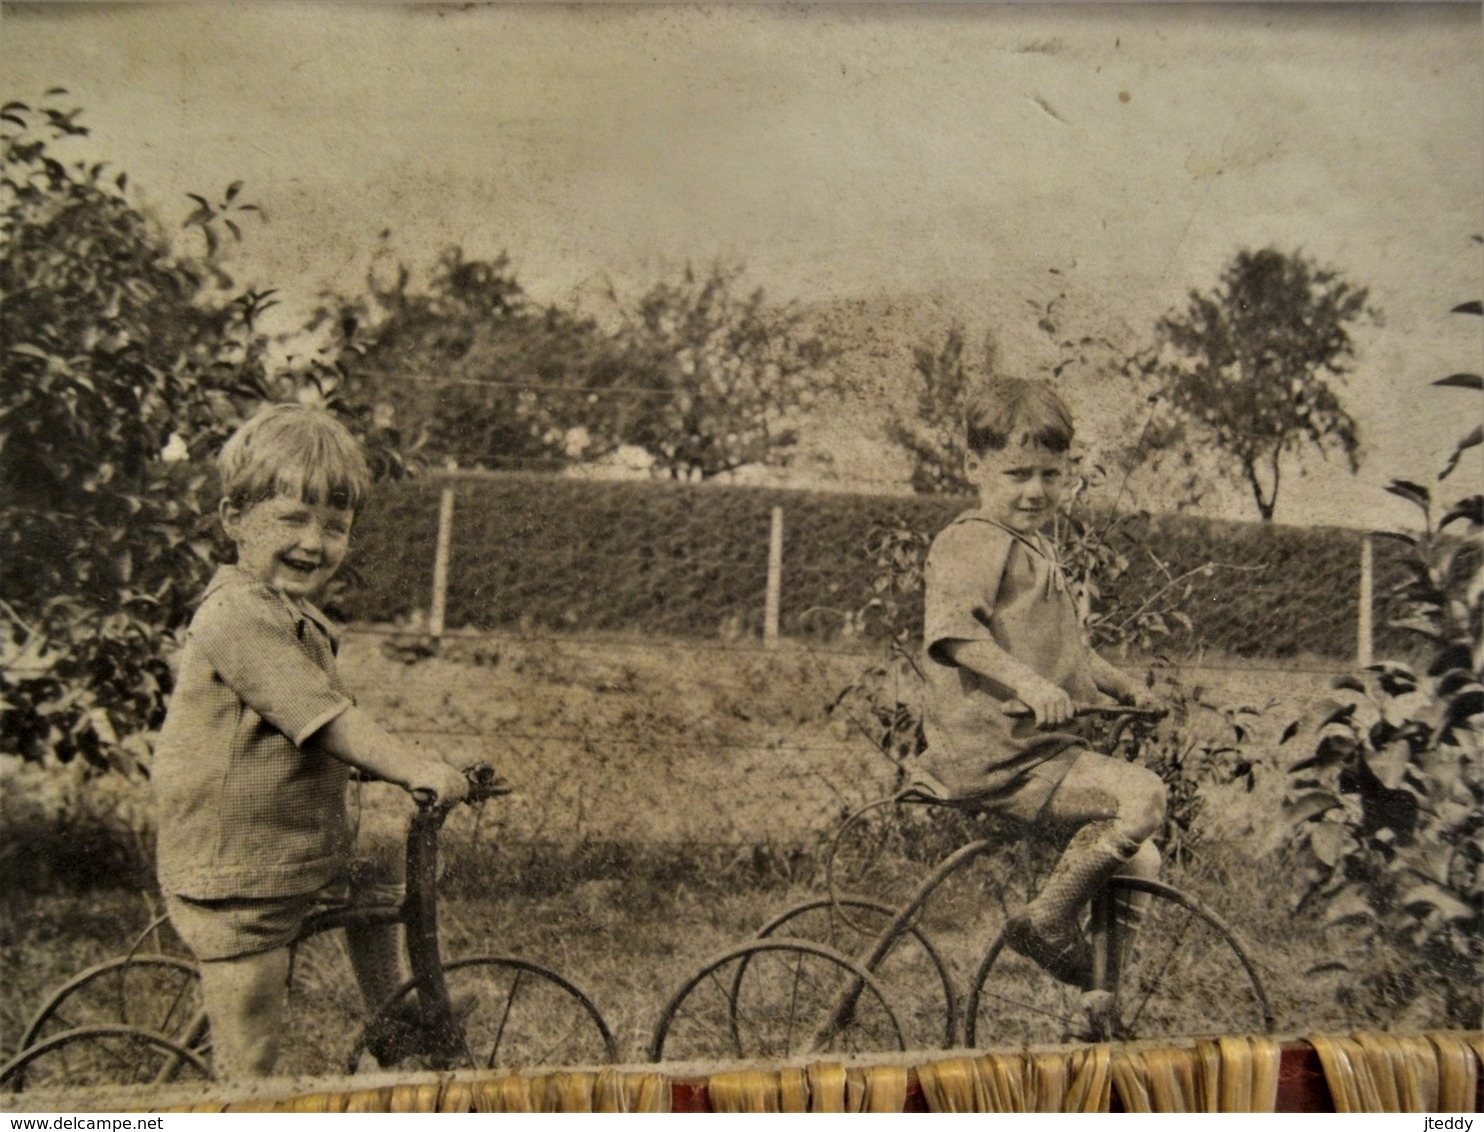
[222,493,353,602]
[965,440,1068,534]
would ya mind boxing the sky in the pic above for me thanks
[3,1,1481,528]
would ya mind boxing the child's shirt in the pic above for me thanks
[154,565,356,900]
[917,511,1102,807]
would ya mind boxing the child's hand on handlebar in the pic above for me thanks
[1112,684,1166,713]
[439,748,494,774]
[405,762,471,808]
[1013,678,1076,728]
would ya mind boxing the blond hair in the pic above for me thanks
[217,403,371,514]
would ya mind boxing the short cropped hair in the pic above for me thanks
[217,403,371,514]
[964,378,1075,455]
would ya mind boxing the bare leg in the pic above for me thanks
[348,782,413,1014]
[197,948,291,1080]
[1113,839,1160,922]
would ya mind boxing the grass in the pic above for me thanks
[0,631,1452,1088]
[1,837,1361,1079]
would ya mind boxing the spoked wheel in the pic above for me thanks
[122,912,192,960]
[19,955,208,1053]
[648,938,906,1063]
[349,956,617,1072]
[965,878,1274,1048]
[753,897,956,1050]
[0,1026,211,1094]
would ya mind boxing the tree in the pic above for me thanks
[0,92,392,775]
[1145,247,1375,522]
[609,263,837,480]
[890,324,974,494]
[324,245,623,471]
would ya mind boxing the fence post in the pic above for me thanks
[765,505,783,649]
[429,482,456,640]
[1357,532,1373,668]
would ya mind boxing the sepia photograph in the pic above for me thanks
[1,0,1480,1113]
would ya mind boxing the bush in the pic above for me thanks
[1,93,256,774]
[1283,285,1482,1030]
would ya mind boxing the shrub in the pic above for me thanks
[1,93,407,777]
[1283,282,1482,1029]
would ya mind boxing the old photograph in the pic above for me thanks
[2,0,1480,1111]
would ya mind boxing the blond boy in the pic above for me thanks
[154,404,469,1078]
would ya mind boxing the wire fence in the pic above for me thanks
[320,470,1407,852]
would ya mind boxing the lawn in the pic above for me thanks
[0,632,1416,1088]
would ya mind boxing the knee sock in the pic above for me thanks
[347,922,410,1016]
[1024,820,1141,936]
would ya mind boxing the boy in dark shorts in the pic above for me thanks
[917,378,1166,995]
[154,404,471,1078]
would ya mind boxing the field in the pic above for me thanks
[0,631,1426,1084]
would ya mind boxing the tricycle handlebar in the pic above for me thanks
[1000,701,1168,723]
[411,763,513,811]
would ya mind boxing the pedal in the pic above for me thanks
[1065,989,1116,1043]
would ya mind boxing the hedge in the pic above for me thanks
[337,472,1417,661]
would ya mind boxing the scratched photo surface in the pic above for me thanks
[2,1,1480,1104]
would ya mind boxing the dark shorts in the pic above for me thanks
[165,859,405,963]
[911,743,1087,825]
[164,887,335,962]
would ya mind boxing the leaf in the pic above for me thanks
[1433,373,1484,391]
[1304,961,1352,976]
[1308,821,1349,867]
[1332,674,1366,694]
[1,633,57,679]
[1321,888,1375,928]
[1447,689,1484,726]
[1320,702,1358,729]
[1284,791,1342,824]
[1440,429,1483,481]
[1368,739,1411,791]
[1400,883,1474,923]
[1279,719,1300,744]
[1372,530,1418,548]
[1440,495,1483,529]
[225,180,244,202]
[1450,300,1483,315]
[1385,480,1431,509]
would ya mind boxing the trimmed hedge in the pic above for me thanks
[340,472,1416,661]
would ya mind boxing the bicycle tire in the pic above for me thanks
[751,896,957,1050]
[347,955,617,1072]
[0,1025,211,1094]
[18,955,207,1053]
[964,877,1274,1047]
[648,937,906,1063]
